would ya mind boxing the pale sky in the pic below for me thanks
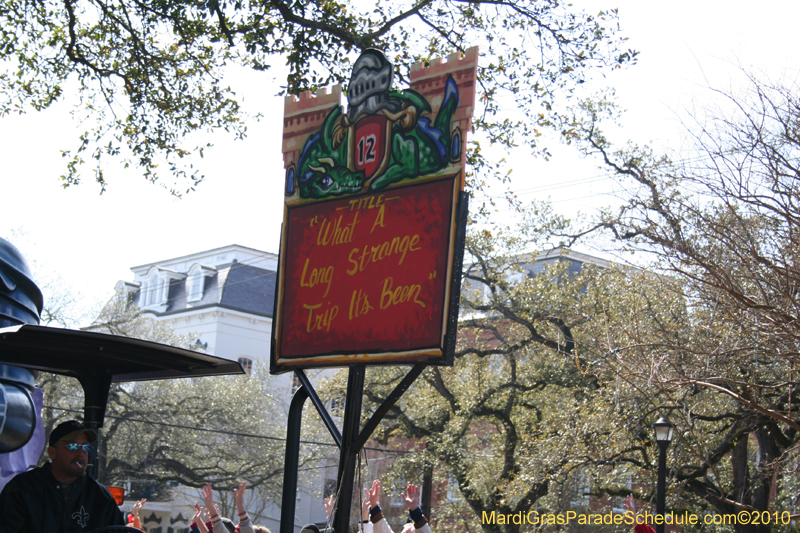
[1,0,797,321]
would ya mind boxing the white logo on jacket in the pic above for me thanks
[72,506,90,528]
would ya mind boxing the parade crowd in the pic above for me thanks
[0,419,660,533]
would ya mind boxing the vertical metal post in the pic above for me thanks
[333,365,365,533]
[655,441,668,533]
[85,423,100,481]
[78,372,111,480]
[280,385,310,533]
[422,462,433,517]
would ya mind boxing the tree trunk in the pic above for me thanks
[731,433,750,508]
[729,430,775,533]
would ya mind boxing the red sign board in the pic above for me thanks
[274,47,477,373]
[273,176,461,370]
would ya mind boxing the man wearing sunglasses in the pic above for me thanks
[0,420,125,532]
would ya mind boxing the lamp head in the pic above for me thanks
[652,416,674,443]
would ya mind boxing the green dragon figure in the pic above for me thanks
[288,49,460,200]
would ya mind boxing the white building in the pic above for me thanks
[114,244,329,533]
[116,244,277,373]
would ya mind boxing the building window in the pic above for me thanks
[138,267,185,310]
[158,277,169,304]
[238,357,253,375]
[188,272,203,302]
[186,264,216,303]
[568,469,591,508]
[149,275,160,305]
[140,280,151,307]
[140,274,161,307]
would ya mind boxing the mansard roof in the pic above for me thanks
[130,259,276,318]
[131,244,277,273]
[520,247,613,277]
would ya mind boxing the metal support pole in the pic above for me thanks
[280,385,310,533]
[351,364,424,453]
[78,372,111,480]
[422,462,433,517]
[332,365,365,533]
[655,441,668,533]
[295,369,341,447]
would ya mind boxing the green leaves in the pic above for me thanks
[40,295,314,508]
[331,207,686,531]
[566,71,800,525]
[1,0,632,195]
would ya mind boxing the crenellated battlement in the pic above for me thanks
[409,47,478,83]
[408,47,478,116]
[284,85,343,118]
[409,47,479,165]
[283,85,343,168]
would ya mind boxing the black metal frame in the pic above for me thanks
[655,440,669,533]
[280,363,427,533]
[332,365,365,533]
[277,193,469,532]
[280,385,308,533]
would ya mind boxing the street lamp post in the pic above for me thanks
[652,417,674,533]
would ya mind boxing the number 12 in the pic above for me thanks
[357,134,377,165]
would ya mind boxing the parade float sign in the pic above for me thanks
[271,48,478,373]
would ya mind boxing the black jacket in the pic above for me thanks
[0,463,125,532]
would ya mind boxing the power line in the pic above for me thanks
[482,150,725,203]
[510,174,615,195]
[112,149,727,312]
[43,405,412,455]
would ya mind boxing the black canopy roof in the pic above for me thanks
[0,324,243,382]
[0,324,244,431]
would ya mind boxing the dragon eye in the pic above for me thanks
[320,175,333,189]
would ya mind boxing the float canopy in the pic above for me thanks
[0,324,243,382]
[0,324,243,427]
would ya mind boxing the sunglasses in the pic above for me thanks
[54,443,93,452]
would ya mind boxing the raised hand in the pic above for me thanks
[193,503,209,533]
[361,496,370,521]
[130,498,147,531]
[402,484,420,510]
[623,494,636,514]
[133,498,146,516]
[365,479,381,509]
[324,495,335,517]
[234,481,248,515]
[200,484,216,517]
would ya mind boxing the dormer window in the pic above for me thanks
[188,273,203,302]
[114,280,140,304]
[139,267,184,312]
[186,264,216,303]
[140,275,159,307]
